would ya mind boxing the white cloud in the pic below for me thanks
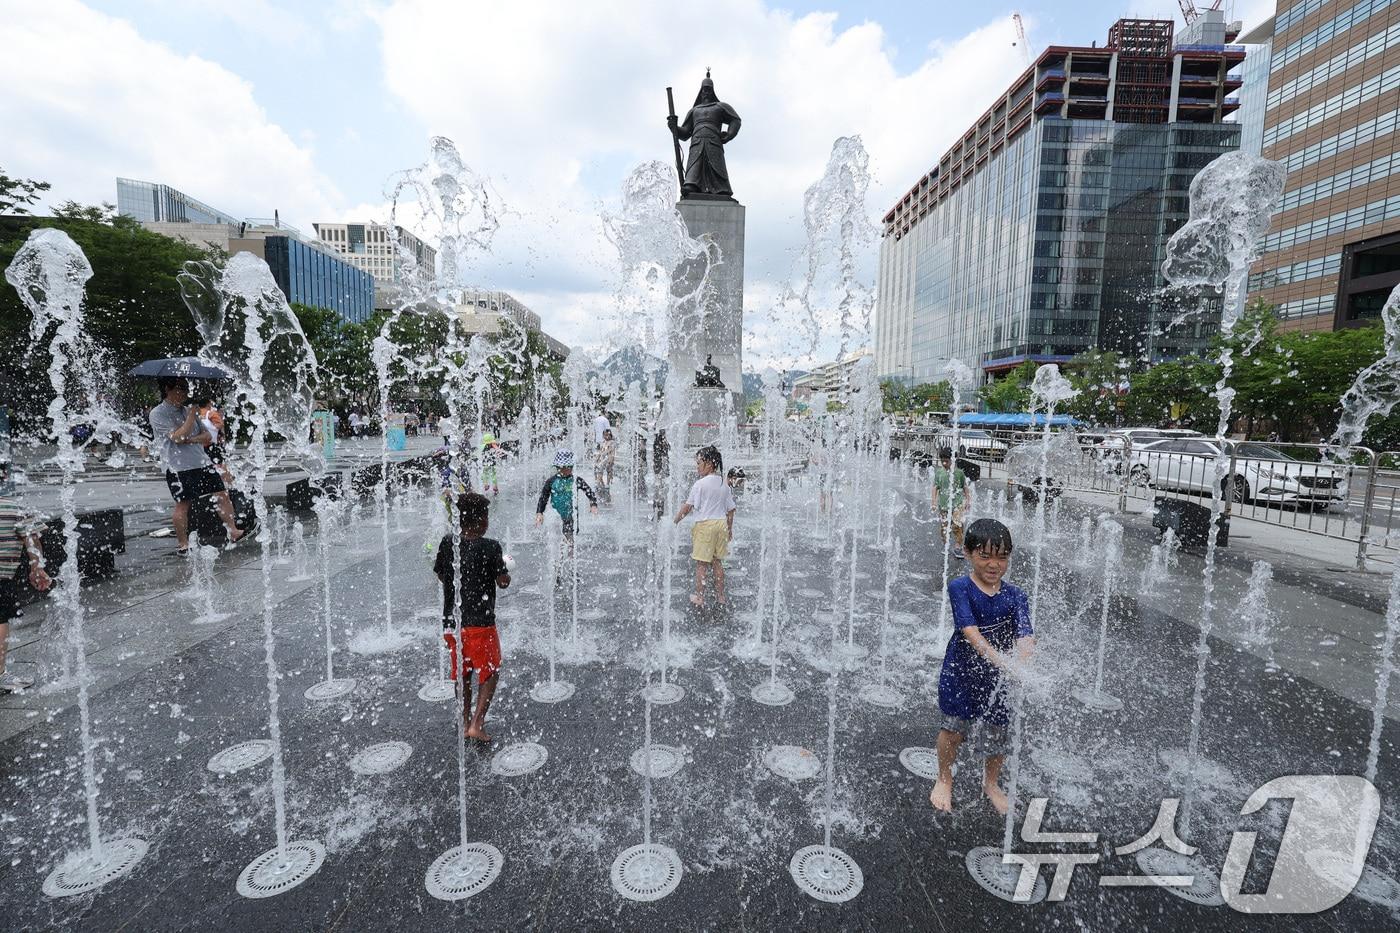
[374,0,1027,368]
[0,0,342,227]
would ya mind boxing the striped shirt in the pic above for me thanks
[0,496,42,576]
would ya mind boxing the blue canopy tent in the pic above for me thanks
[956,412,1082,429]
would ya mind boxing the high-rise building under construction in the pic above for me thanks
[876,16,1245,383]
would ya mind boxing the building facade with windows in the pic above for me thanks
[876,18,1244,384]
[312,221,437,290]
[116,177,240,226]
[117,178,375,323]
[1246,0,1400,331]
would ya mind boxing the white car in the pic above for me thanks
[933,429,1009,462]
[1129,439,1347,509]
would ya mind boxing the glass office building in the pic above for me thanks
[1244,1,1400,332]
[115,177,240,225]
[262,235,375,324]
[877,18,1245,383]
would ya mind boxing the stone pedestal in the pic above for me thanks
[686,387,729,448]
[671,198,745,417]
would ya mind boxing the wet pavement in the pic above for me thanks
[2,466,1398,931]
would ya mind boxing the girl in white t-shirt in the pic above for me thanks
[673,445,737,608]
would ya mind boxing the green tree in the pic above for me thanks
[1,210,215,434]
[979,361,1037,413]
[0,168,51,215]
[1123,356,1220,430]
[1063,349,1125,425]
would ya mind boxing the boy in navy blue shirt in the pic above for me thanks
[929,518,1035,814]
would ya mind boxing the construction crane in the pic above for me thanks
[1012,13,1030,66]
[1178,0,1224,25]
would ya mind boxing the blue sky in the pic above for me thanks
[3,0,1268,366]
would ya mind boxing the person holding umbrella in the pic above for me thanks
[148,375,246,554]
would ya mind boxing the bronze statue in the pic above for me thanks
[695,354,725,388]
[667,70,741,199]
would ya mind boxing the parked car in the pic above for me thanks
[933,429,1009,462]
[1128,438,1347,509]
[1092,427,1205,471]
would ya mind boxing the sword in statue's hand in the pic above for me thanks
[666,87,685,194]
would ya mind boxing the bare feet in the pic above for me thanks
[689,593,704,607]
[983,780,1009,815]
[930,777,953,812]
[465,724,491,743]
[228,528,246,544]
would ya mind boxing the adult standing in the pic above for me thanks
[149,377,245,554]
[348,410,363,439]
[593,410,611,457]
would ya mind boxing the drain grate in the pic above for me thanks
[237,841,325,899]
[904,571,931,581]
[889,612,921,626]
[898,747,939,780]
[630,745,683,778]
[349,741,413,776]
[1304,854,1400,909]
[790,845,863,903]
[832,642,869,663]
[530,680,575,704]
[763,745,821,781]
[43,838,149,898]
[417,679,456,703]
[966,845,1047,903]
[425,843,503,901]
[576,608,607,621]
[492,742,548,777]
[797,587,826,599]
[611,843,682,902]
[642,682,684,705]
[304,678,355,701]
[208,740,273,775]
[1071,686,1123,712]
[751,681,795,706]
[1030,747,1094,783]
[858,683,903,709]
[1134,848,1224,906]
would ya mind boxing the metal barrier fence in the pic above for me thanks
[891,426,1381,569]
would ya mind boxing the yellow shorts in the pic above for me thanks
[691,519,729,563]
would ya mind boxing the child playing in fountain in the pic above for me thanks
[534,449,599,578]
[929,518,1035,815]
[932,447,971,560]
[673,445,737,608]
[433,492,510,742]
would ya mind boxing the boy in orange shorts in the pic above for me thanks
[433,492,510,741]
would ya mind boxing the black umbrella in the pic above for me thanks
[127,357,231,380]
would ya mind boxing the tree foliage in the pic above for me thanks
[0,168,51,215]
[881,378,952,415]
[1,211,213,434]
[978,361,1037,413]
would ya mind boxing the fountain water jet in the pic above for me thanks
[305,495,355,702]
[1135,149,1287,906]
[179,251,324,897]
[9,229,151,898]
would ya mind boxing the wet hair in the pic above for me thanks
[603,429,613,440]
[157,376,187,397]
[697,445,723,472]
[727,467,745,479]
[456,492,490,530]
[937,446,953,460]
[963,518,1013,556]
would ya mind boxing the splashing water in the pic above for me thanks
[1158,151,1286,845]
[6,228,149,884]
[1236,561,1277,648]
[179,251,319,864]
[783,136,876,360]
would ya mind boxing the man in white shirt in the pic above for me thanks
[149,377,246,553]
[673,445,737,608]
[593,411,611,448]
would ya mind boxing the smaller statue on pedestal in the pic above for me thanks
[695,354,725,389]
